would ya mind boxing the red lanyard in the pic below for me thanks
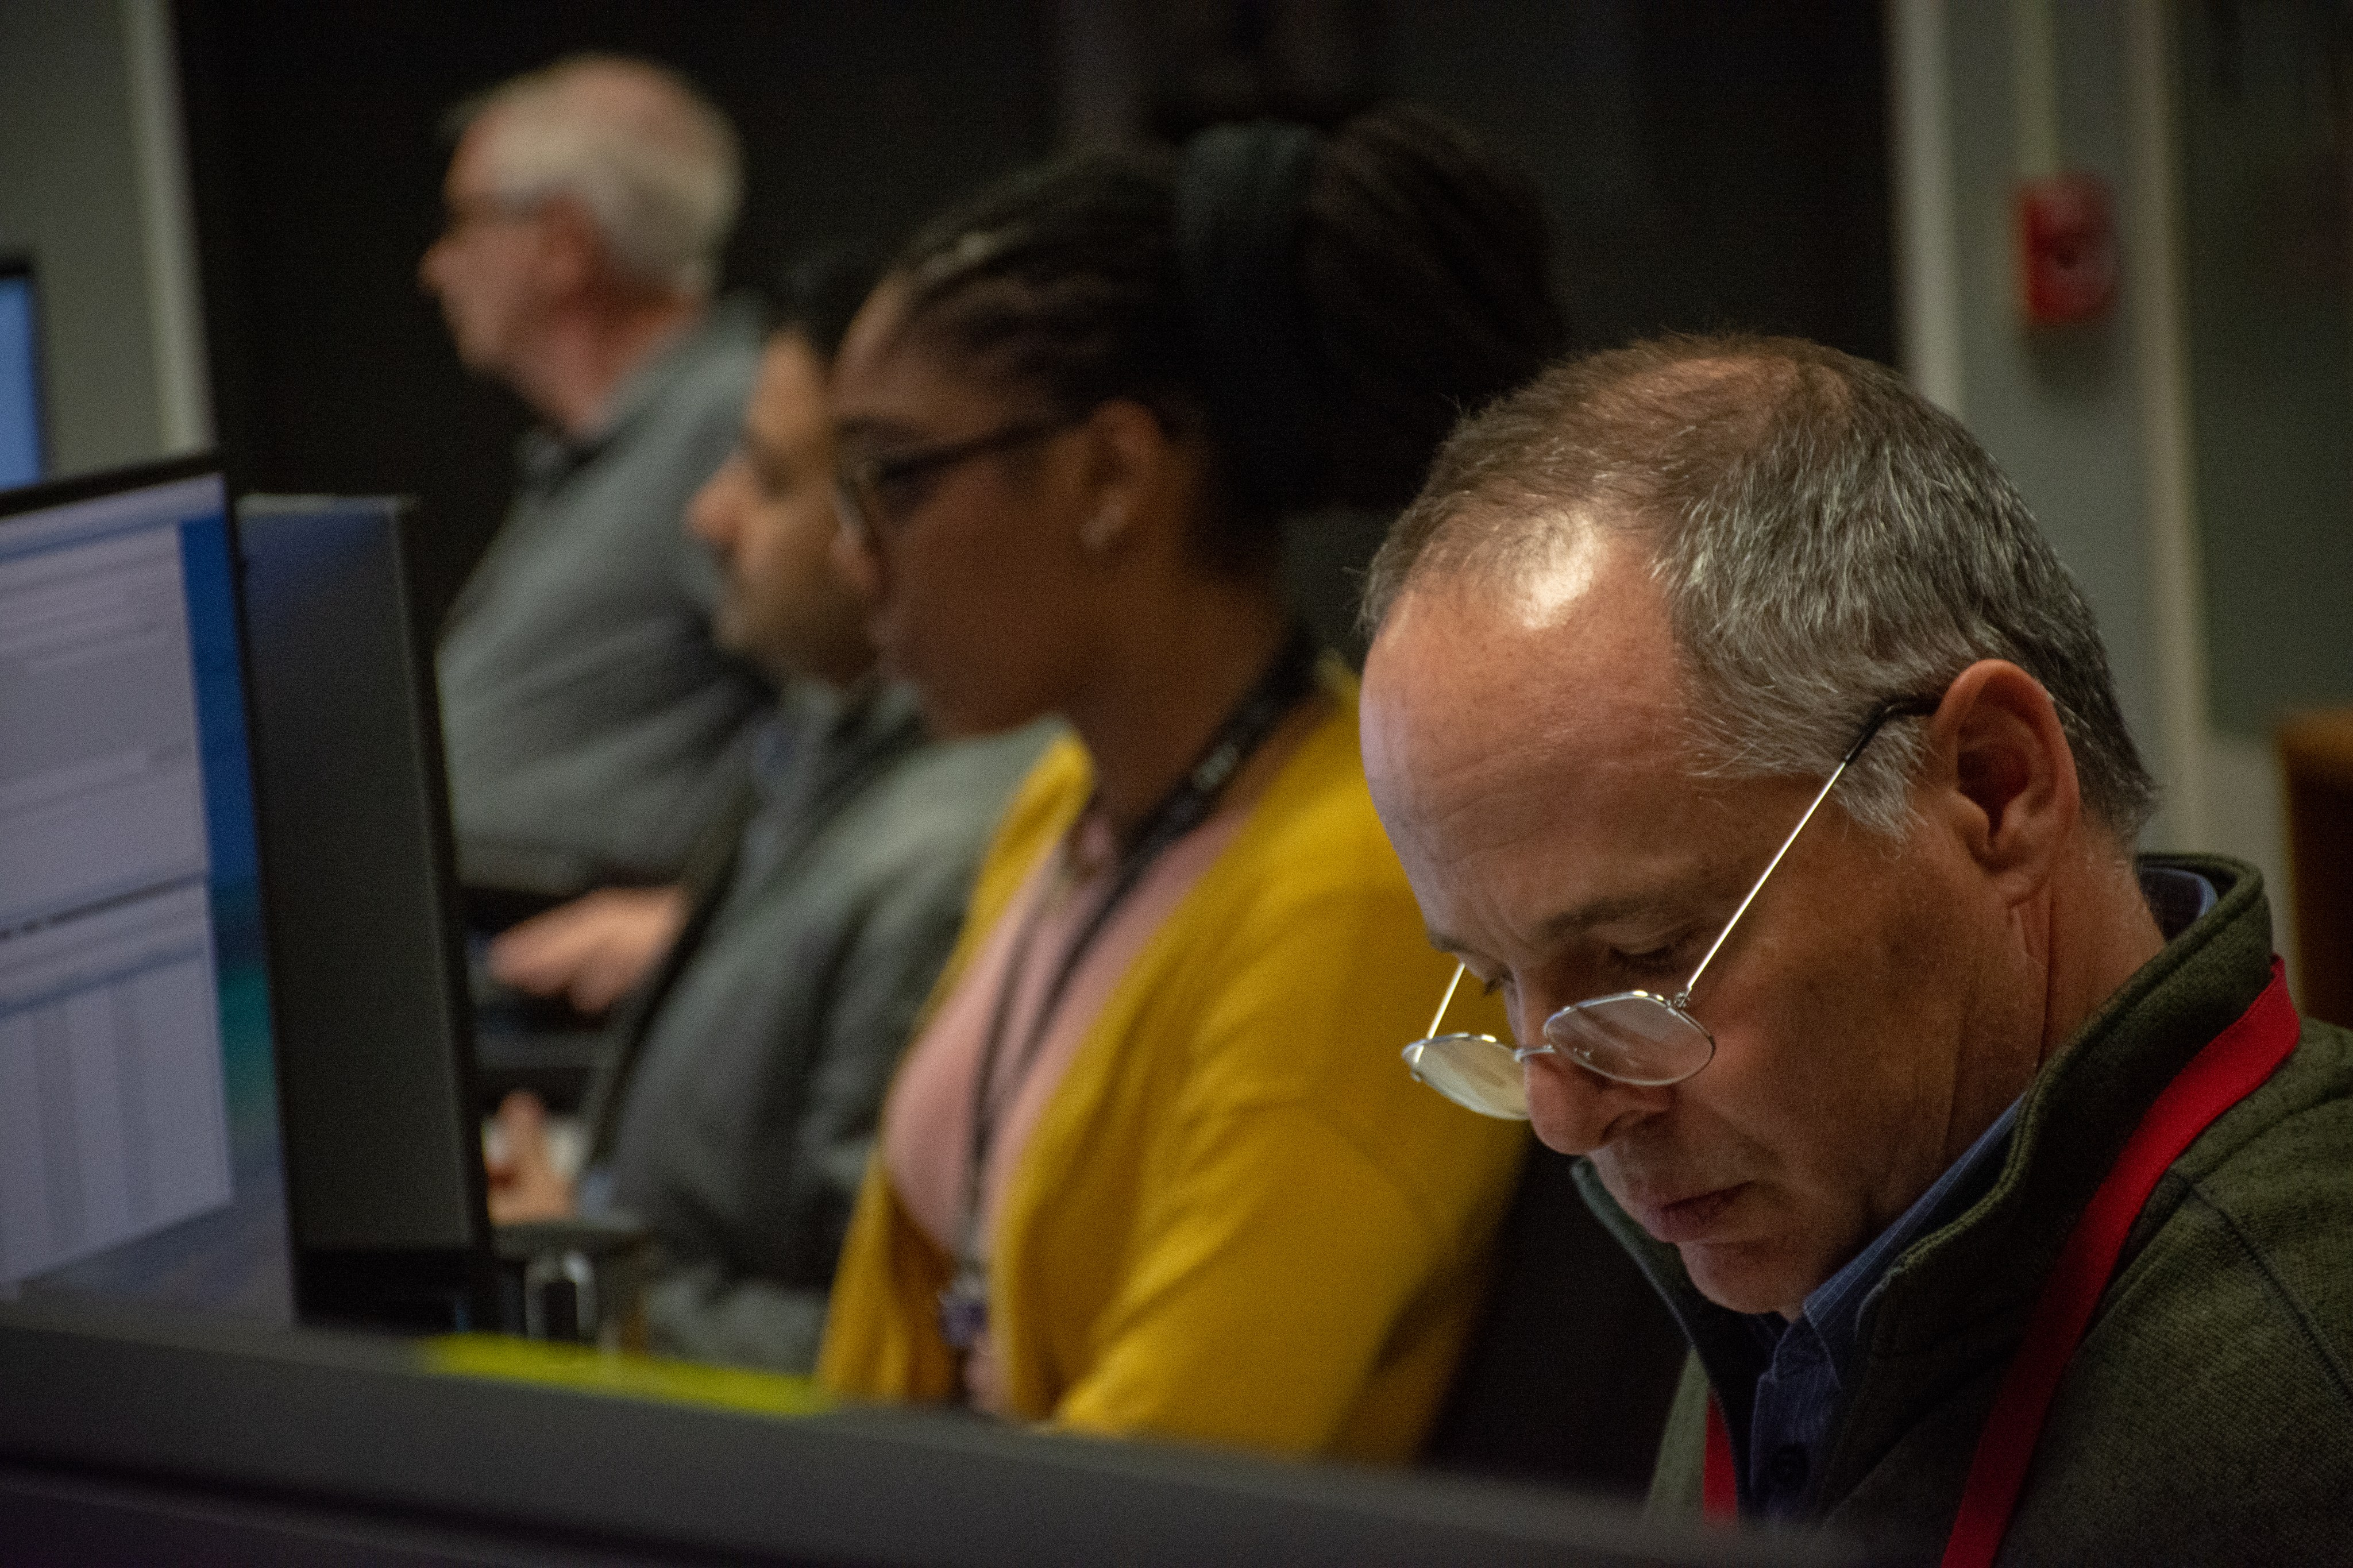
[1702,960,2301,1565]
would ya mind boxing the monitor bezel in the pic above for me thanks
[0,255,52,488]
[0,449,219,523]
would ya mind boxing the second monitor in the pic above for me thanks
[236,494,493,1330]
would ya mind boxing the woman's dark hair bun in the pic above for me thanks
[1300,103,1567,511]
[1172,121,1324,517]
[891,103,1563,565]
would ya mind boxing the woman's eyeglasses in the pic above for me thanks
[834,416,1071,548]
[1402,695,1941,1118]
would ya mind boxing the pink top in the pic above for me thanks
[882,798,1250,1264]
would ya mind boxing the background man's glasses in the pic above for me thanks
[1402,694,1941,1119]
[834,416,1070,547]
[437,195,546,241]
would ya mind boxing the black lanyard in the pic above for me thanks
[937,626,1321,1352]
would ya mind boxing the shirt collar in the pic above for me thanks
[516,293,762,482]
[751,675,923,813]
[593,293,760,440]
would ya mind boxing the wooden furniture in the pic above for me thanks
[2278,708,2353,1029]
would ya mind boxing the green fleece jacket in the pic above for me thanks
[1591,855,2353,1564]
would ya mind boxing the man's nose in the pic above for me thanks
[685,459,740,546]
[829,519,882,600]
[1522,1049,1670,1157]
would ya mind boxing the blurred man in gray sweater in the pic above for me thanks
[424,56,769,904]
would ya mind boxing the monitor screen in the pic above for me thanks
[0,461,291,1323]
[0,261,45,488]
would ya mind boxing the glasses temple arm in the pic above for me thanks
[1673,756,1856,1004]
[1673,698,1934,1005]
[1425,961,1468,1038]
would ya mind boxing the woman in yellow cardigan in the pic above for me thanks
[816,105,1564,1461]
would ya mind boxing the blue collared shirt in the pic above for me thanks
[1743,866,2219,1515]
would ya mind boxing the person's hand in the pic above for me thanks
[962,1330,1011,1417]
[484,1090,577,1225]
[486,885,689,1016]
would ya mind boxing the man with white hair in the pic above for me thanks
[1359,335,2352,1563]
[424,55,768,917]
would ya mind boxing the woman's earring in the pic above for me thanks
[1081,505,1125,555]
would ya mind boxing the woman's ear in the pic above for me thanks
[1922,659,2082,905]
[1070,398,1181,558]
[1081,502,1127,555]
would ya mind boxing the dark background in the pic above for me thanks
[176,0,1893,632]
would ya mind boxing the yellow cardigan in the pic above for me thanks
[817,674,1525,1462]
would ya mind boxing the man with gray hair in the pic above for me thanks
[424,55,767,928]
[1359,335,2351,1562]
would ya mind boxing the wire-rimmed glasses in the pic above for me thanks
[1401,696,1941,1119]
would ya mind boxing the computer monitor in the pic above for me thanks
[0,258,47,488]
[0,457,290,1323]
[235,495,493,1331]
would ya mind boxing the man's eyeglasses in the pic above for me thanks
[1402,694,1942,1118]
[438,194,546,242]
[834,416,1071,548]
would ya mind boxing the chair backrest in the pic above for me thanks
[2281,707,2353,1029]
[1421,1142,1690,1496]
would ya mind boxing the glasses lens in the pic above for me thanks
[1540,994,1714,1087]
[1402,1034,1529,1120]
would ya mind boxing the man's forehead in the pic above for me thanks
[743,345,832,474]
[1365,529,1681,757]
[1364,563,1733,958]
[445,115,505,194]
[754,335,826,419]
[1364,538,1703,888]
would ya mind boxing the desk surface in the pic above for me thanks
[0,1299,1868,1568]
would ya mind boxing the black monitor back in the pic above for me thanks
[236,495,492,1330]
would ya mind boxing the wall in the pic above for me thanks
[176,0,1058,627]
[2175,1,2353,980]
[1896,0,2163,779]
[2176,3,2353,736]
[1382,0,1896,362]
[1891,0,2351,975]
[0,0,193,477]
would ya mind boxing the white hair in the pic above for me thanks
[458,55,740,296]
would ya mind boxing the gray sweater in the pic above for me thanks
[438,296,771,895]
[588,681,1051,1372]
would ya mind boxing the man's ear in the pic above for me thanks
[536,196,605,297]
[1924,659,2082,903]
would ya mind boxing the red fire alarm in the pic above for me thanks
[2017,172,2119,325]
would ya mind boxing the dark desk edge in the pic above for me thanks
[0,1300,1872,1568]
